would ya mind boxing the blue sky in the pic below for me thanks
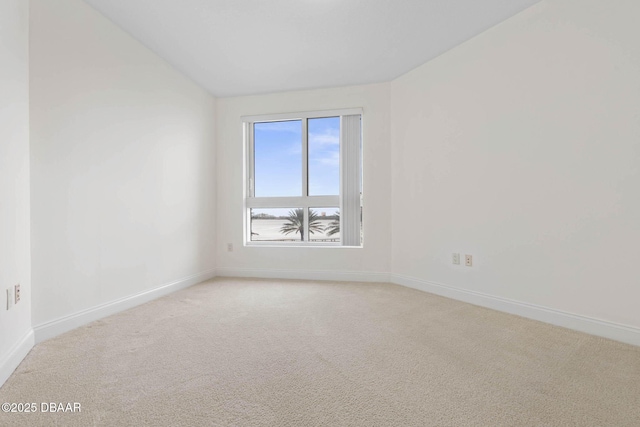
[254,117,340,198]
[308,117,340,196]
[254,120,302,197]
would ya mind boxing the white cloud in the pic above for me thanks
[313,151,339,167]
[309,128,340,167]
[309,128,339,146]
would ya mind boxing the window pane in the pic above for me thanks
[308,117,340,196]
[250,208,305,242]
[254,120,302,197]
[309,207,340,243]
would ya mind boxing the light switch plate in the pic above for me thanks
[6,288,13,310]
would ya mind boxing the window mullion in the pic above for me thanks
[302,118,309,242]
[245,122,253,244]
[303,204,310,242]
[248,123,255,197]
[302,118,308,197]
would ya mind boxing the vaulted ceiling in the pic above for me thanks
[84,0,540,97]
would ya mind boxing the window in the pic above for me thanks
[243,109,362,246]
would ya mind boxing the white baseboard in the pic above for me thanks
[33,268,217,344]
[391,273,640,347]
[215,267,390,284]
[0,329,34,389]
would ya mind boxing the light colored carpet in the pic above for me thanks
[1,277,639,426]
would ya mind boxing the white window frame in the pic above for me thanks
[242,108,363,247]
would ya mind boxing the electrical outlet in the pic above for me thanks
[227,243,233,252]
[465,254,473,267]
[452,253,460,265]
[6,288,13,310]
[15,284,20,304]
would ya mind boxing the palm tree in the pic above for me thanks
[280,208,324,241]
[325,211,340,236]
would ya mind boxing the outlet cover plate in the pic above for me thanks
[465,254,473,267]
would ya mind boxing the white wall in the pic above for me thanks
[391,0,640,329]
[0,0,32,385]
[30,0,217,329]
[216,84,391,280]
